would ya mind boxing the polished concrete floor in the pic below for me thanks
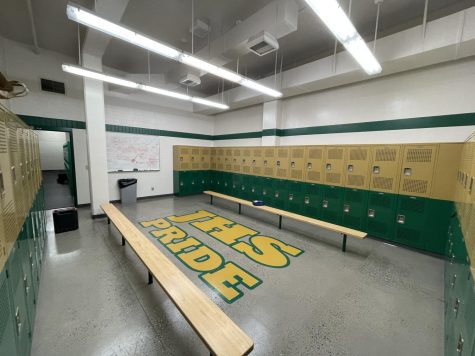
[31,195,444,356]
[42,170,75,209]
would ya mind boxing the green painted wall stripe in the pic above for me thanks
[19,112,475,140]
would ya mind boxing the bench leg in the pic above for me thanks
[121,236,125,246]
[238,203,241,215]
[210,195,213,205]
[279,215,282,229]
[342,234,347,252]
[148,271,153,285]
[107,218,110,225]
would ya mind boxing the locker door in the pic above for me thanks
[275,147,290,180]
[200,147,211,170]
[366,191,398,240]
[18,225,36,331]
[321,185,344,225]
[272,179,288,209]
[398,144,438,198]
[303,183,322,219]
[344,146,371,190]
[394,195,427,250]
[251,147,263,177]
[0,268,18,356]
[224,148,233,172]
[305,146,324,184]
[0,199,5,271]
[263,147,276,178]
[190,147,201,171]
[210,148,217,170]
[261,177,275,206]
[323,146,345,187]
[289,146,306,182]
[216,148,224,171]
[248,176,262,201]
[342,188,369,231]
[287,180,305,214]
[369,145,403,194]
[232,147,242,174]
[231,173,243,198]
[241,148,252,175]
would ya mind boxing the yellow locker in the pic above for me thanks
[190,146,201,170]
[323,146,345,186]
[430,143,463,201]
[398,144,438,198]
[289,146,306,182]
[173,146,191,171]
[200,147,211,170]
[232,147,242,173]
[344,146,372,190]
[224,147,233,172]
[210,148,217,170]
[251,147,263,176]
[216,148,224,171]
[0,203,5,271]
[241,147,252,175]
[305,146,325,184]
[369,145,403,193]
[275,147,290,179]
[263,147,276,177]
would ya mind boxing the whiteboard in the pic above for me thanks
[106,132,160,172]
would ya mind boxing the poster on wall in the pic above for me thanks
[106,132,160,172]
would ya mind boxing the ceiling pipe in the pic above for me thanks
[422,0,429,38]
[26,0,40,54]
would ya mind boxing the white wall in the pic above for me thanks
[36,131,67,170]
[214,105,263,135]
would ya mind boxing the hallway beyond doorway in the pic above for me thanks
[42,170,74,209]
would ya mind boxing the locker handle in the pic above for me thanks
[397,215,405,224]
[368,209,375,218]
[470,177,473,193]
[15,307,21,335]
[347,165,353,172]
[404,168,412,176]
[451,274,457,288]
[0,170,4,198]
[288,194,294,201]
[24,274,29,295]
[322,200,328,208]
[326,163,331,171]
[372,166,380,174]
[304,196,310,204]
[291,161,296,168]
[343,204,350,213]
[456,334,464,354]
[453,298,460,315]
[11,166,16,183]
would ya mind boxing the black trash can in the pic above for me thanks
[53,207,79,234]
[118,178,138,204]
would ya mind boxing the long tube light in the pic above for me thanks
[62,64,229,110]
[304,0,382,75]
[66,3,283,98]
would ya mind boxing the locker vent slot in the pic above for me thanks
[291,170,303,180]
[400,198,425,213]
[233,149,241,156]
[402,179,429,194]
[375,148,396,162]
[372,177,393,190]
[396,226,421,243]
[264,149,275,157]
[406,148,433,163]
[252,167,262,175]
[347,175,365,187]
[369,193,392,207]
[202,149,210,155]
[11,254,21,294]
[217,164,224,170]
[181,148,189,154]
[233,164,241,172]
[328,148,343,159]
[8,129,18,152]
[225,149,232,156]
[276,168,287,178]
[4,201,16,244]
[243,150,251,157]
[0,123,6,153]
[192,163,200,170]
[350,148,367,161]
[308,148,323,159]
[180,162,190,170]
[264,167,273,176]
[253,149,262,157]
[292,149,304,158]
[225,164,232,171]
[202,163,210,169]
[0,278,10,338]
[191,148,200,155]
[307,171,321,182]
[243,166,251,174]
[277,149,288,158]
[326,173,341,184]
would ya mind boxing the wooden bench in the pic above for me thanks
[101,203,253,356]
[204,191,366,252]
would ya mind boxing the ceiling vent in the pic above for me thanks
[40,78,65,94]
[246,31,279,56]
[190,19,210,39]
[179,73,201,87]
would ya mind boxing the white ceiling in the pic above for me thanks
[1,0,474,96]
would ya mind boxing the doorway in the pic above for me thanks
[36,130,77,209]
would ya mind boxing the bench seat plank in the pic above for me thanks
[101,203,253,356]
[204,191,366,239]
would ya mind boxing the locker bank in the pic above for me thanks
[1,0,475,355]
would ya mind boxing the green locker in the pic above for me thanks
[248,176,263,202]
[342,188,369,231]
[260,177,275,206]
[0,267,18,356]
[18,225,36,332]
[287,181,305,214]
[213,171,223,193]
[231,173,242,198]
[7,243,32,356]
[240,175,253,200]
[174,171,192,196]
[303,183,322,219]
[272,179,289,210]
[188,171,200,194]
[366,191,398,241]
[222,172,233,195]
[320,185,344,225]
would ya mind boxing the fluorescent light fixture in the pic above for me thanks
[62,64,229,110]
[66,2,283,98]
[304,0,382,75]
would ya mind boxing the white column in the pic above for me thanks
[82,53,109,216]
[261,100,282,146]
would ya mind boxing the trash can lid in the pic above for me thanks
[118,178,137,188]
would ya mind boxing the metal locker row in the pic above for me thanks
[173,146,212,171]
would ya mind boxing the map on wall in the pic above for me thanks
[106,132,160,172]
